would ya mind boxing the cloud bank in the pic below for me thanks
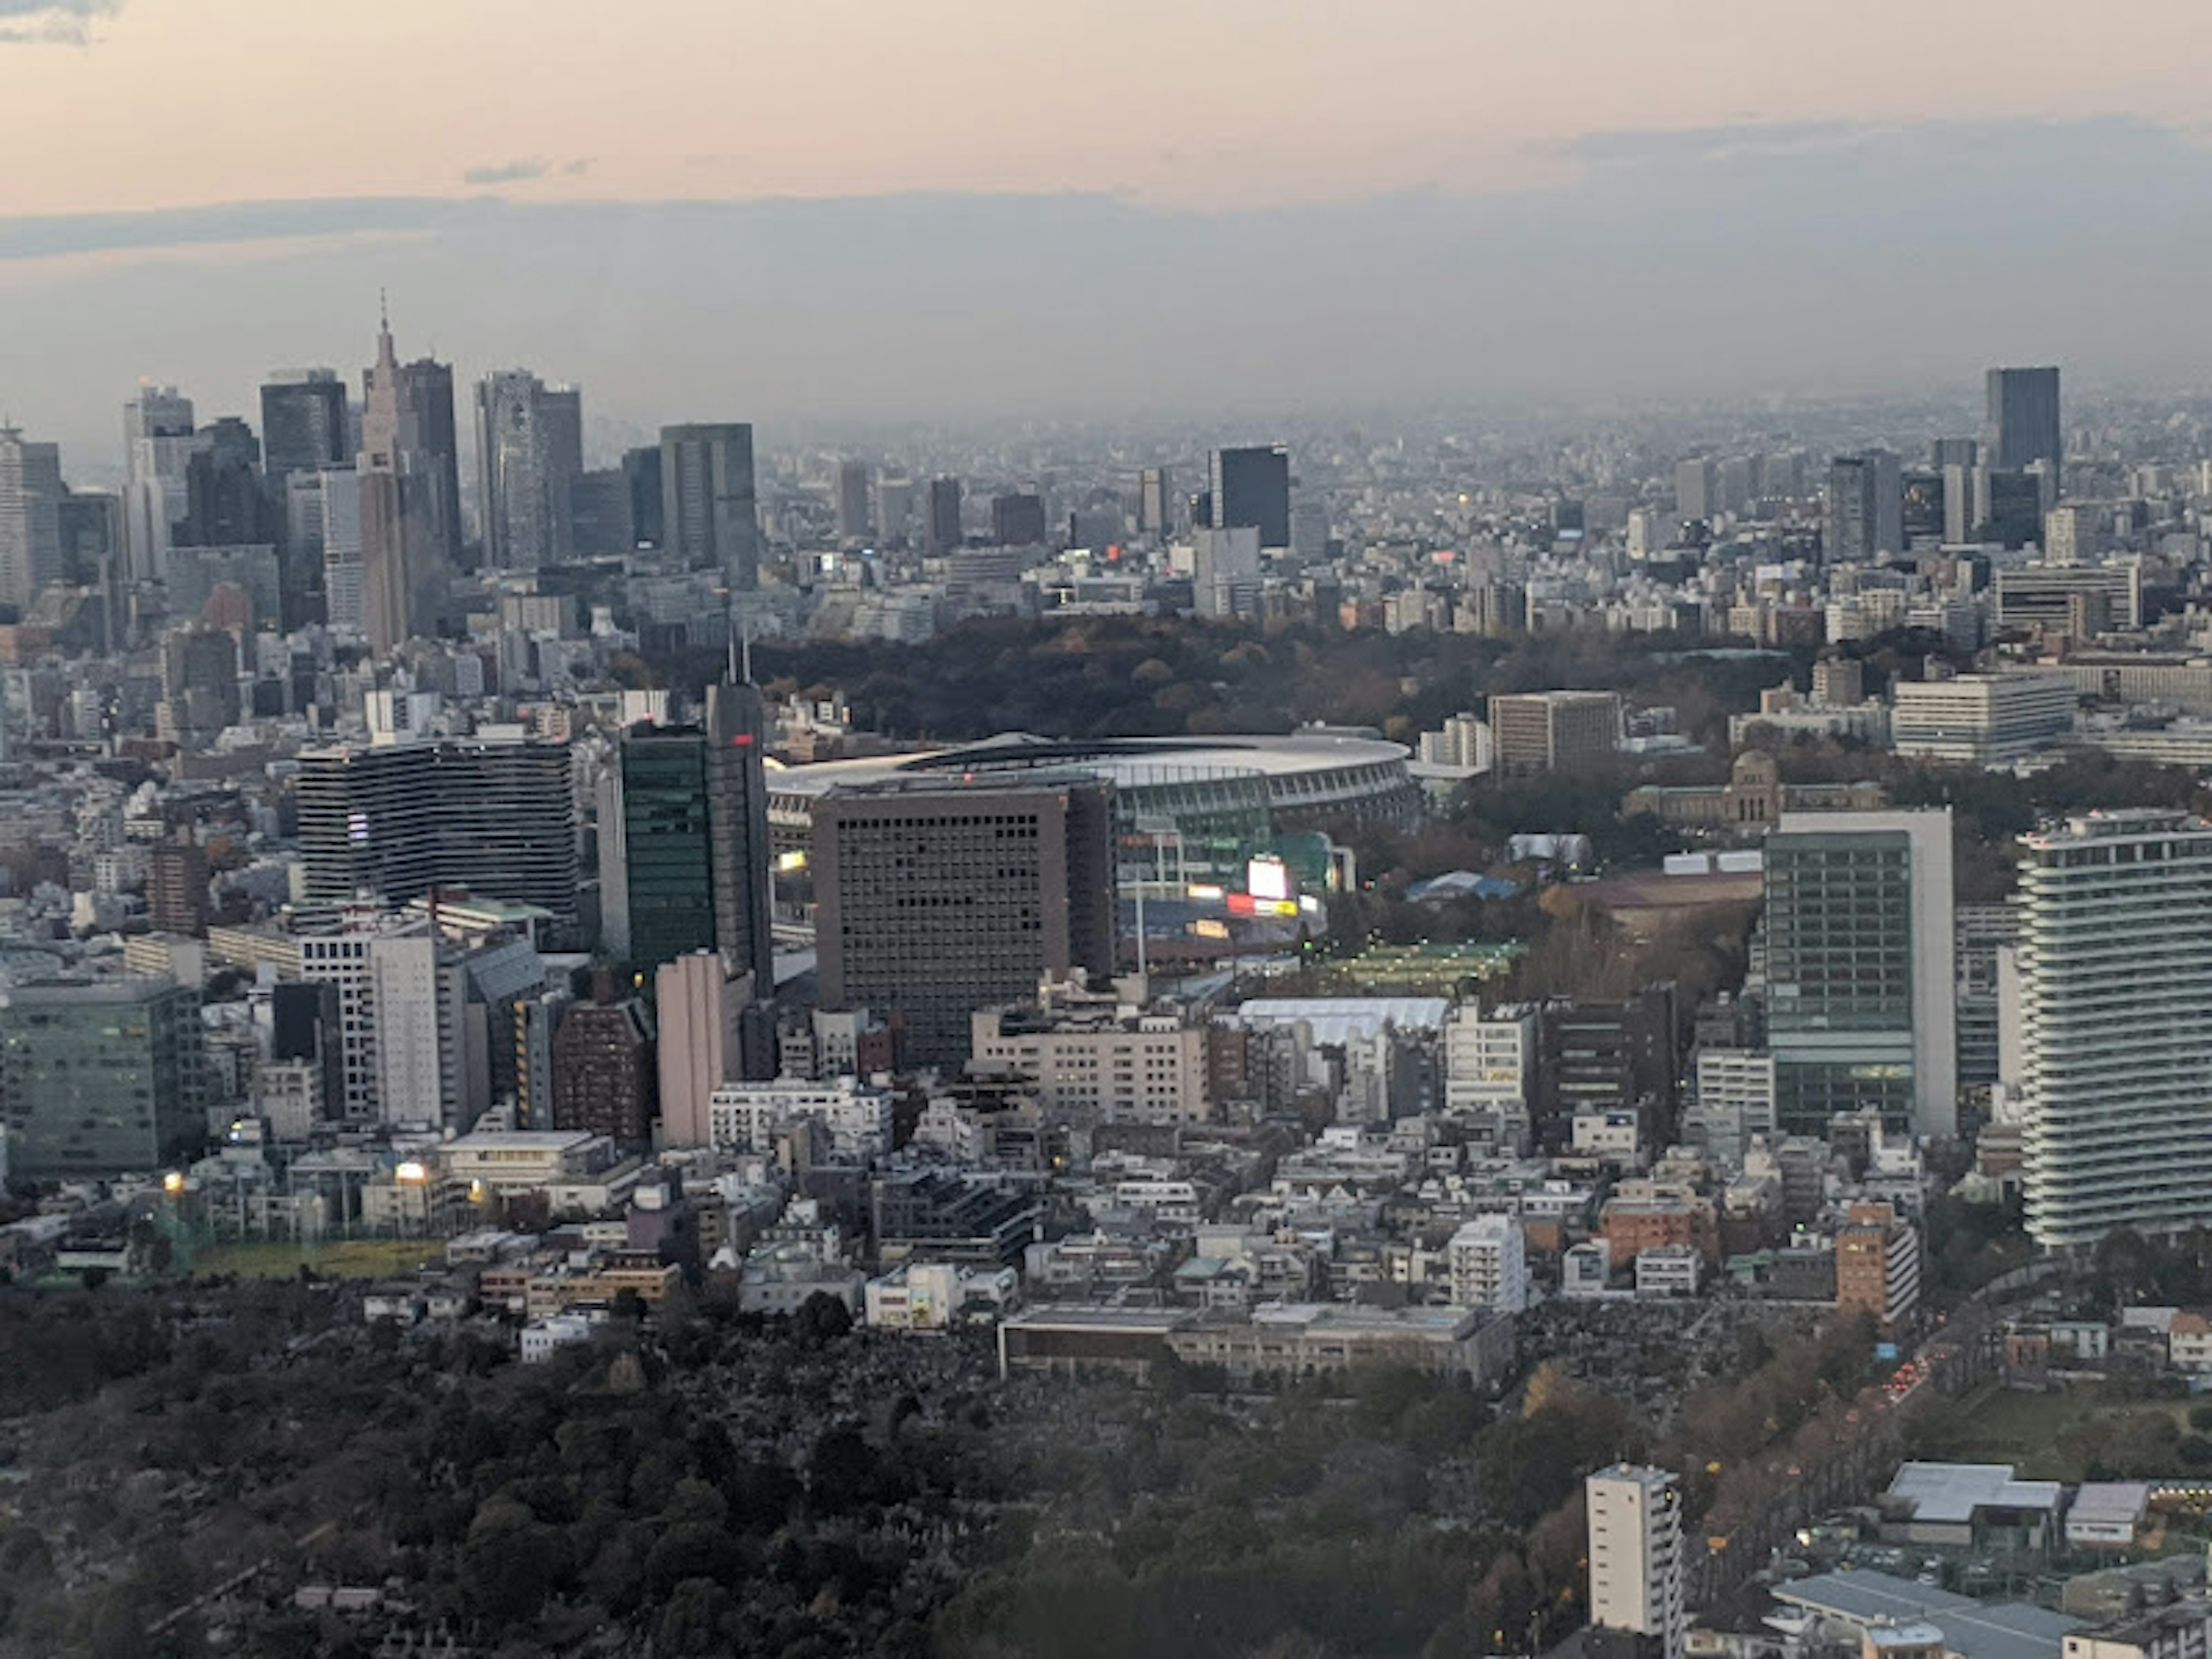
[4,117,2208,461]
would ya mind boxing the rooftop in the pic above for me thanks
[1887,1462,2064,1525]
[1776,1570,2078,1659]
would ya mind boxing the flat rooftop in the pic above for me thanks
[1775,1570,2077,1659]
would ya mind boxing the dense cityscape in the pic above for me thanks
[15,4,2212,1653]
[3,321,2212,1656]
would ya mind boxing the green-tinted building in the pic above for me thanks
[613,728,718,974]
[0,976,210,1179]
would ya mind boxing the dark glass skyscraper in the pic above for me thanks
[601,680,776,989]
[660,423,758,589]
[610,726,718,973]
[259,369,349,483]
[1986,366,2061,477]
[1209,444,1291,548]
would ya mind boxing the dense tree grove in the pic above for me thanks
[0,1280,1885,1659]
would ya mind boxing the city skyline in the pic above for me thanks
[7,5,2212,452]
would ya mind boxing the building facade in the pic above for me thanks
[0,977,209,1178]
[1586,1464,1686,1659]
[1763,810,1956,1138]
[2016,811,2212,1251]
[659,422,758,589]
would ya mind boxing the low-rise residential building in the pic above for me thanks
[708,1078,896,1162]
[520,1313,595,1363]
[863,1262,1018,1331]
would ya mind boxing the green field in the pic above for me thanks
[1914,1382,2202,1481]
[191,1237,442,1281]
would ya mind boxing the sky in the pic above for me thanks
[5,0,2212,464]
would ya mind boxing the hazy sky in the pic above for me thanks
[5,0,2212,462]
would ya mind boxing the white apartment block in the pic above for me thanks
[1891,673,2076,767]
[1692,1048,1777,1165]
[709,1078,895,1162]
[1445,1214,1529,1312]
[1587,1464,1685,1659]
[1442,1004,1535,1150]
[970,1005,1209,1125]
[2016,810,2212,1251]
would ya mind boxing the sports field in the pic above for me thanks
[191,1237,442,1281]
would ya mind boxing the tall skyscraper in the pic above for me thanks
[0,429,63,609]
[1824,450,1903,563]
[1209,444,1291,548]
[312,469,364,633]
[122,385,196,588]
[924,476,963,555]
[657,950,748,1149]
[813,776,1117,1067]
[703,678,777,994]
[834,460,872,541]
[359,307,461,650]
[1762,809,1956,1138]
[1986,366,2062,478]
[178,416,268,549]
[368,930,478,1130]
[475,369,584,571]
[1138,466,1171,535]
[1585,1465,1685,1659]
[873,476,915,547]
[259,369,349,483]
[2016,810,2212,1251]
[660,423,759,589]
[1674,458,1717,521]
[296,735,579,932]
[622,445,665,547]
[597,680,775,988]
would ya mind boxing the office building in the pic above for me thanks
[475,369,584,571]
[1891,674,2075,766]
[656,952,749,1148]
[310,469,364,632]
[259,368,349,483]
[834,460,872,541]
[660,422,758,589]
[1586,1465,1685,1659]
[1487,690,1624,773]
[122,385,196,588]
[1825,450,1903,563]
[969,991,1211,1126]
[2015,811,2212,1251]
[551,976,657,1144]
[296,735,578,931]
[1445,1215,1529,1312]
[925,476,963,556]
[0,977,210,1179]
[369,930,479,1130]
[1139,466,1171,535]
[1209,445,1291,548]
[990,492,1048,547]
[177,416,268,550]
[1192,525,1262,619]
[622,445,664,547]
[873,476,915,547]
[1995,562,2141,636]
[1675,458,1717,521]
[1692,1049,1777,1165]
[1762,809,1956,1138]
[813,777,1117,1068]
[359,310,461,650]
[566,468,634,558]
[0,428,63,609]
[1987,366,2062,478]
[147,838,209,937]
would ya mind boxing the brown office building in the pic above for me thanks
[813,777,1116,1068]
[1487,690,1624,774]
[551,976,657,1145]
[147,838,210,937]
